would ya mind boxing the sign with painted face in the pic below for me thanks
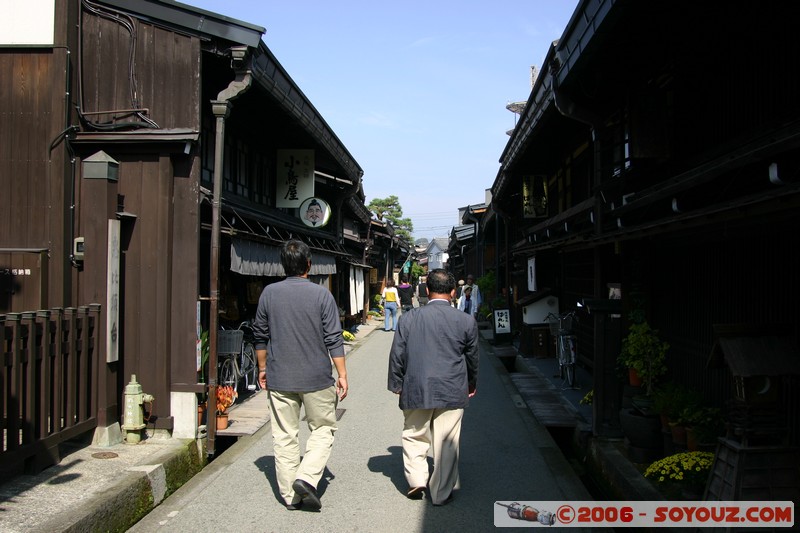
[300,197,331,228]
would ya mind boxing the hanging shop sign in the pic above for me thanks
[299,197,331,228]
[106,219,121,363]
[522,175,548,218]
[276,149,314,208]
[527,256,537,292]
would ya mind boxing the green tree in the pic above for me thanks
[410,262,425,283]
[368,195,414,244]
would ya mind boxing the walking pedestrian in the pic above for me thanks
[253,239,348,511]
[454,279,465,307]
[457,286,478,319]
[381,278,399,331]
[387,268,479,506]
[416,276,428,306]
[397,274,414,313]
[463,274,482,311]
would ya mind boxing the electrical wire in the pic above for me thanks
[79,0,159,130]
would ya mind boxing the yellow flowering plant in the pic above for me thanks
[580,389,593,405]
[343,330,356,342]
[644,451,714,495]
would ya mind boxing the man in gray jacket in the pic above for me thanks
[387,268,479,506]
[254,239,348,511]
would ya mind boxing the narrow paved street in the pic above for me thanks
[129,327,591,532]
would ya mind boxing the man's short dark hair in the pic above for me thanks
[281,239,311,277]
[426,269,455,295]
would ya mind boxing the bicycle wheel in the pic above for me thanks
[219,356,239,397]
[564,363,576,389]
[556,336,568,380]
[563,335,578,388]
[240,342,259,391]
[566,335,577,364]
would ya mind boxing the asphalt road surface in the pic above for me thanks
[129,327,591,532]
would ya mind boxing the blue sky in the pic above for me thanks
[185,1,579,241]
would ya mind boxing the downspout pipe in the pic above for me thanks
[551,59,621,438]
[463,210,481,278]
[334,172,364,323]
[208,46,252,457]
[489,183,516,311]
[551,59,603,139]
[551,61,608,237]
[336,172,365,245]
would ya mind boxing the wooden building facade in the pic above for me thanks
[489,0,800,442]
[1,0,371,460]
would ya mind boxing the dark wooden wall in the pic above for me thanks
[72,8,203,424]
[0,0,75,311]
[78,11,200,130]
[642,220,800,444]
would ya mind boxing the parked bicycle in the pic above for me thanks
[217,321,259,400]
[545,311,579,389]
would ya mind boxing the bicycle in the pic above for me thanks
[217,321,259,400]
[545,311,579,390]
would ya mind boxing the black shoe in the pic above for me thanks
[292,479,321,510]
[285,501,303,511]
[407,486,425,500]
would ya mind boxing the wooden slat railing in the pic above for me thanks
[1,304,101,477]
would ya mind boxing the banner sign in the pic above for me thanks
[527,256,537,292]
[276,149,314,208]
[522,175,548,218]
[106,219,120,363]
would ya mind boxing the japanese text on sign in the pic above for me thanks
[276,149,314,208]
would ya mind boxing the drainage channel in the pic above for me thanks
[546,425,614,501]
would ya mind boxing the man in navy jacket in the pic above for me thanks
[387,268,479,505]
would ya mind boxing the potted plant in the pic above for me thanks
[652,382,700,430]
[681,406,723,451]
[215,385,237,430]
[198,329,210,383]
[371,294,384,316]
[618,321,669,395]
[477,304,492,322]
[644,451,715,500]
[197,329,210,425]
[476,270,496,301]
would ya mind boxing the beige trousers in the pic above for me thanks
[402,407,464,504]
[268,387,338,505]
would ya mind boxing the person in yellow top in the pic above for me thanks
[381,278,400,332]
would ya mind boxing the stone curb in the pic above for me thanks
[32,439,205,533]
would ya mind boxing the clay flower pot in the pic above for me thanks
[670,423,687,447]
[197,402,207,426]
[629,367,643,387]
